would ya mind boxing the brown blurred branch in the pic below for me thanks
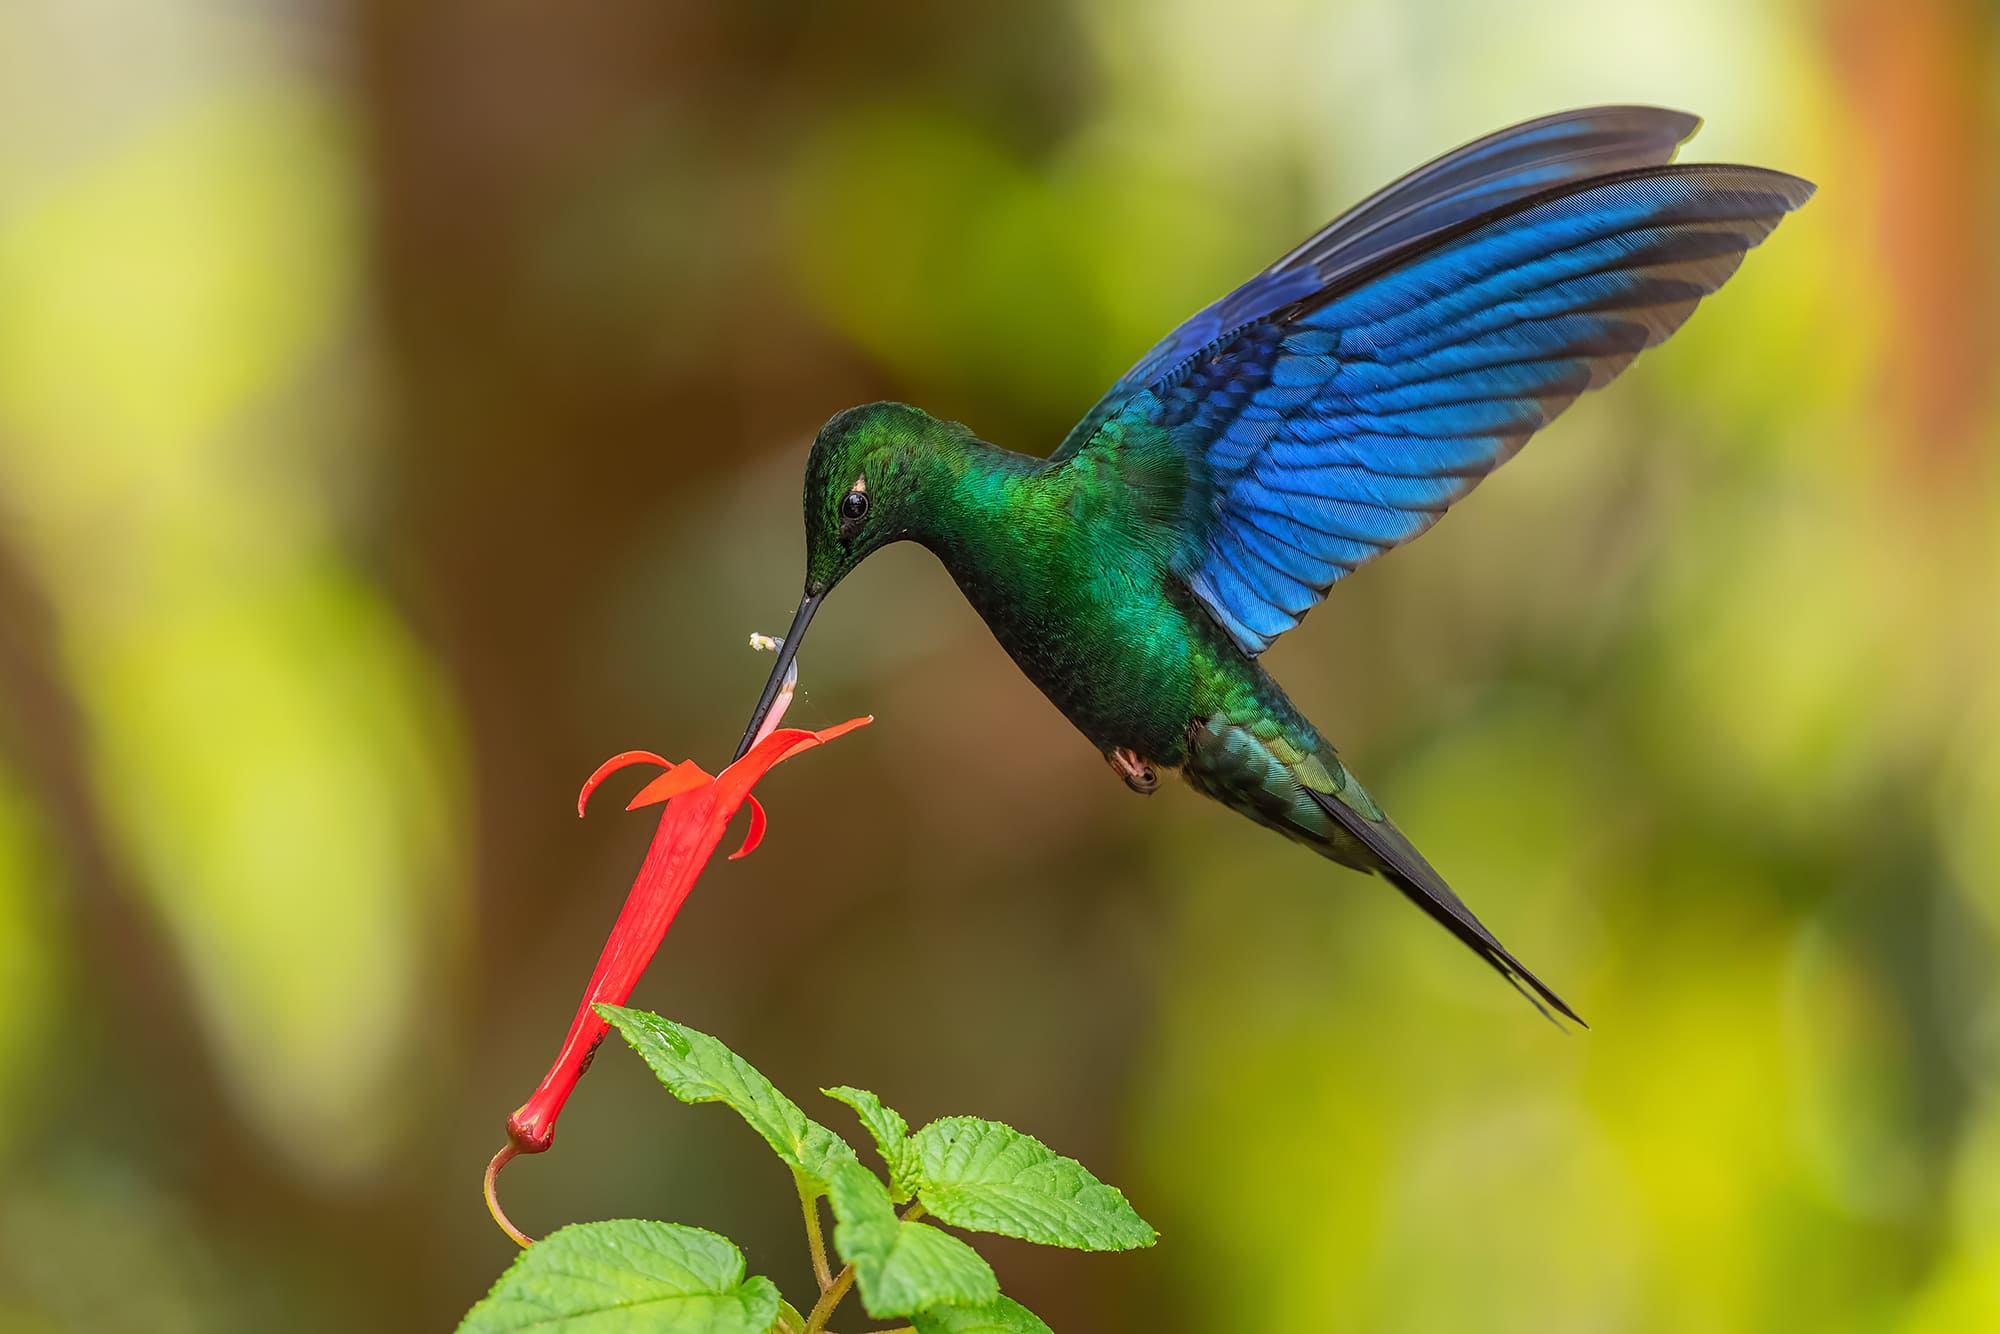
[0,518,228,1120]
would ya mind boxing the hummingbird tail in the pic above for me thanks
[1299,785,1585,1030]
[1184,710,1584,1026]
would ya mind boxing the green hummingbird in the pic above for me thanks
[733,108,1812,1023]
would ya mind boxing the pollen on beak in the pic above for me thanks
[747,633,798,748]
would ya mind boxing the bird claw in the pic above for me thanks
[1105,747,1158,794]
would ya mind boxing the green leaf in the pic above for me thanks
[911,1296,1056,1334]
[827,1160,998,1317]
[457,1219,781,1333]
[910,1117,1156,1251]
[773,1299,806,1334]
[599,1006,856,1193]
[823,1085,918,1201]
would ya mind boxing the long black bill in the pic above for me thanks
[731,591,821,760]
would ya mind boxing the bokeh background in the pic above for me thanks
[1,0,1996,1330]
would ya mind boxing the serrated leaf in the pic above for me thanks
[598,1006,856,1193]
[911,1117,1156,1251]
[457,1219,781,1334]
[911,1296,1057,1334]
[823,1085,918,1201]
[827,1160,997,1317]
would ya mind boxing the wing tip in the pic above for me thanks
[1543,161,1818,220]
[1602,103,1704,151]
[1481,103,1703,150]
[1680,162,1817,210]
[1770,170,1818,209]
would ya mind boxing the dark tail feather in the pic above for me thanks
[1304,787,1585,1029]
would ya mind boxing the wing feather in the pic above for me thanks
[1161,167,1811,652]
[1055,110,1811,654]
[1054,106,1703,459]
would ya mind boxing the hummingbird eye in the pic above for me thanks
[839,489,869,523]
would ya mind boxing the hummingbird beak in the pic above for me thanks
[731,591,821,760]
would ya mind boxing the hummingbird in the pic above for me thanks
[732,107,1812,1024]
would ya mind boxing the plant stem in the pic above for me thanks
[801,1200,926,1334]
[797,1172,833,1292]
[482,1143,533,1247]
[801,1264,854,1334]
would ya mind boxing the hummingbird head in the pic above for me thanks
[732,401,970,759]
[799,400,969,597]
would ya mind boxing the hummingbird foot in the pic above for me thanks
[1104,747,1159,795]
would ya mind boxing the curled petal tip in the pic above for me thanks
[815,715,874,743]
[728,795,768,861]
[578,750,673,817]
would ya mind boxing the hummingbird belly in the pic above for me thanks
[946,562,1199,770]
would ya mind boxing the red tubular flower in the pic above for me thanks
[484,712,870,1245]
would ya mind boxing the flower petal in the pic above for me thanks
[717,717,874,804]
[626,762,716,810]
[727,795,768,861]
[812,715,874,745]
[577,750,672,817]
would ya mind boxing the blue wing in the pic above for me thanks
[1166,164,1813,653]
[1054,106,1703,458]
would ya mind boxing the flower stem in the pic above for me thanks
[797,1172,833,1292]
[483,1143,533,1247]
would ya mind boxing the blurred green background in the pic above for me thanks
[1,0,1996,1330]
